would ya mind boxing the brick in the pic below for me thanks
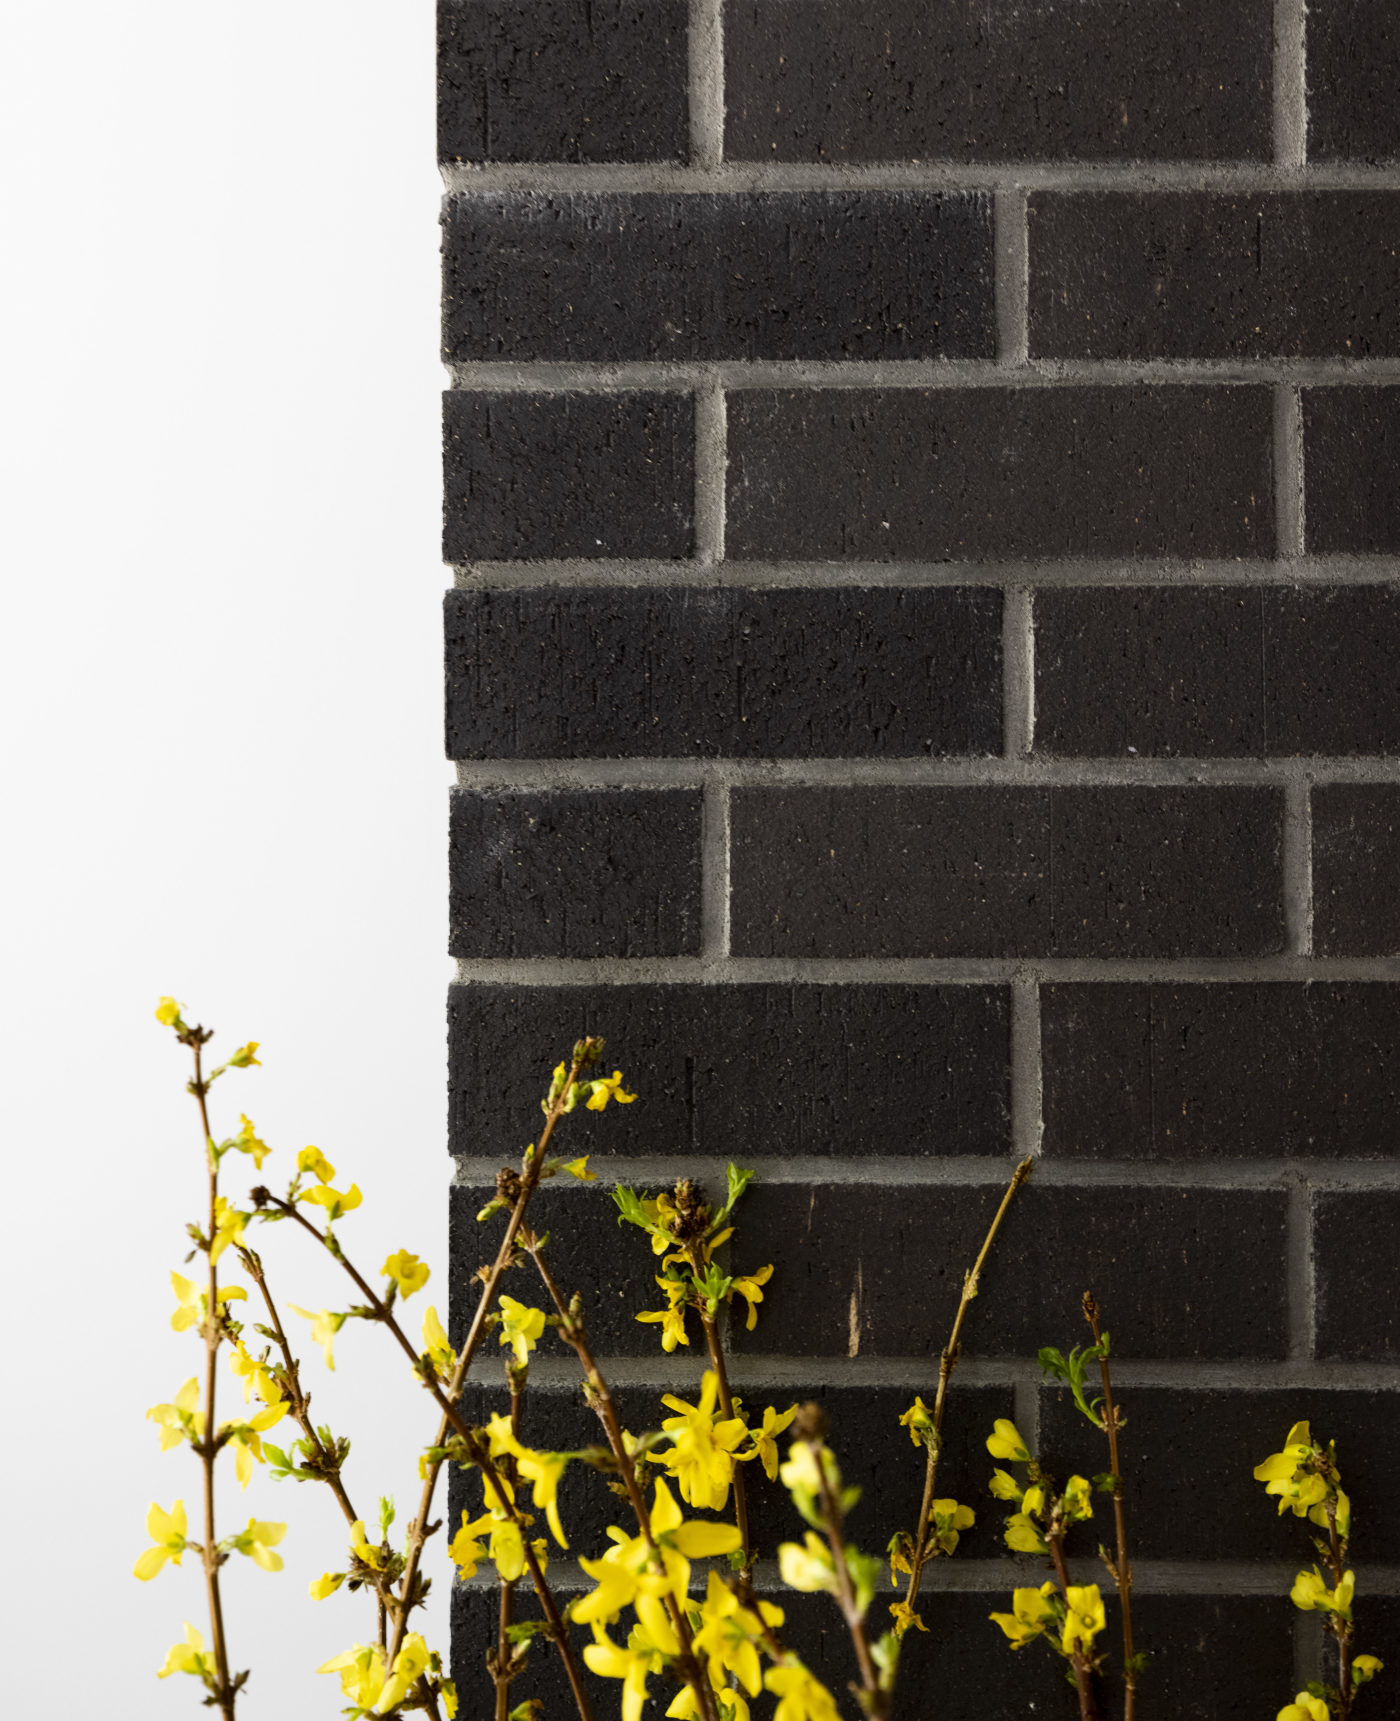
[1307,0,1400,162]
[1038,1385,1400,1561]
[725,388,1274,562]
[444,587,1002,759]
[1029,193,1400,359]
[443,391,694,562]
[1035,586,1400,757]
[726,1182,1288,1359]
[443,192,995,362]
[723,0,1271,164]
[448,1380,1012,1565]
[438,0,688,163]
[1042,983,1400,1160]
[729,786,1285,958]
[448,789,701,958]
[1303,388,1400,555]
[1312,785,1400,957]
[1315,1190,1400,1361]
[447,982,1011,1161]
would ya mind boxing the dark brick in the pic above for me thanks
[1315,1190,1400,1361]
[1303,388,1400,555]
[443,391,694,562]
[449,789,701,958]
[1038,1385,1400,1561]
[1035,586,1400,757]
[1307,0,1400,162]
[727,1182,1288,1359]
[438,0,688,163]
[443,192,995,361]
[725,388,1274,562]
[1029,193,1400,358]
[447,1380,1012,1566]
[444,587,1002,759]
[1312,785,1400,957]
[1042,982,1400,1160]
[447,982,1011,1161]
[729,786,1285,958]
[723,0,1271,163]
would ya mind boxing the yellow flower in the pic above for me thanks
[986,1419,1031,1463]
[486,1414,572,1547]
[1002,1512,1048,1555]
[421,1305,457,1376]
[582,1599,676,1721]
[498,1295,547,1366]
[449,1511,489,1580]
[888,1600,928,1639]
[1354,1655,1384,1686]
[1254,1421,1343,1525]
[659,1373,749,1511]
[310,1571,345,1599]
[134,1500,188,1580]
[764,1661,842,1721]
[1062,1475,1094,1523]
[929,1498,975,1555]
[147,1377,204,1451]
[1061,1585,1106,1657]
[778,1533,837,1595]
[297,1145,336,1183]
[227,1114,270,1167]
[297,1181,362,1220]
[561,1156,596,1181]
[731,1264,774,1330]
[229,1517,287,1572]
[1278,1695,1329,1721]
[319,1644,387,1710]
[209,1196,248,1265]
[155,997,184,1028]
[382,1249,431,1299]
[157,1622,215,1681]
[377,1632,431,1714]
[988,1468,1022,1502]
[989,1583,1058,1649]
[637,1276,691,1352]
[692,1569,783,1698]
[898,1396,934,1448]
[742,1403,798,1480]
[1289,1567,1353,1619]
[170,1271,246,1333]
[585,1070,637,1111]
[350,1517,386,1572]
[221,1401,289,1487]
[289,1305,348,1371]
[575,1480,741,1627]
[229,1340,282,1407]
[227,1042,261,1068]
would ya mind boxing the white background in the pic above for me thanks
[1,4,451,1712]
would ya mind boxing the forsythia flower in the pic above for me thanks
[989,1582,1059,1649]
[148,1377,204,1450]
[170,1271,246,1333]
[497,1295,547,1366]
[310,1571,345,1599]
[134,1501,188,1580]
[297,1145,336,1184]
[289,1305,348,1371]
[636,1276,690,1352]
[986,1419,1031,1463]
[659,1373,749,1511]
[778,1533,838,1595]
[228,1340,283,1407]
[486,1413,572,1547]
[1354,1655,1384,1686]
[585,1070,637,1111]
[382,1249,430,1299]
[297,1181,362,1219]
[1061,1585,1106,1658]
[377,1632,431,1714]
[227,1114,270,1168]
[421,1305,456,1376]
[582,1597,676,1721]
[742,1403,798,1480]
[928,1498,975,1555]
[155,997,183,1027]
[1254,1421,1346,1531]
[575,1481,741,1627]
[764,1662,842,1721]
[888,1600,927,1638]
[1062,1475,1094,1522]
[730,1264,774,1330]
[209,1196,248,1265]
[319,1644,386,1710]
[229,1518,287,1572]
[1002,1511,1048,1555]
[692,1570,784,1698]
[221,1402,289,1487]
[351,1518,386,1572]
[227,1042,261,1068]
[561,1156,596,1181]
[1290,1567,1354,1619]
[898,1396,934,1448]
[448,1511,489,1581]
[1277,1696,1329,1721]
[158,1623,215,1681]
[988,1468,1023,1502]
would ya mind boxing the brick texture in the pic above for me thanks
[723,0,1273,163]
[444,191,995,361]
[725,387,1275,561]
[441,0,1400,1710]
[445,586,1002,757]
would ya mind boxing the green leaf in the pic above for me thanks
[505,1623,549,1646]
[612,1186,652,1231]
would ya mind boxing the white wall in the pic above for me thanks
[0,5,449,1712]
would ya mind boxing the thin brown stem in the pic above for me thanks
[190,1038,236,1720]
[903,1156,1032,1616]
[1325,1502,1353,1719]
[809,1435,884,1719]
[528,1242,721,1721]
[696,1304,752,1574]
[1082,1293,1135,1721]
[1048,1528,1099,1721]
[494,1373,527,1721]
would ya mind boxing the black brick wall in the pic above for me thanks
[440,0,1400,1711]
